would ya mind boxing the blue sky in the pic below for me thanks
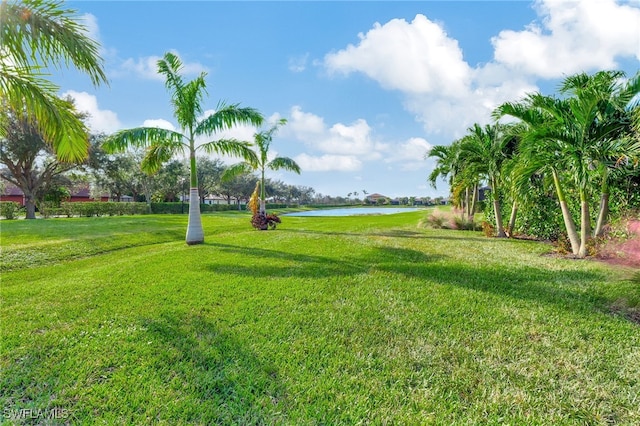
[56,1,640,199]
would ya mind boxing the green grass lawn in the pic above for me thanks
[1,211,638,425]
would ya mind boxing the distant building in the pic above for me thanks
[365,193,388,203]
[0,183,108,206]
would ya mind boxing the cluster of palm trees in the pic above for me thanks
[429,70,640,257]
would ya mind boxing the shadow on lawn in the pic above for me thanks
[205,242,443,279]
[206,242,608,316]
[140,312,286,424]
[281,227,490,243]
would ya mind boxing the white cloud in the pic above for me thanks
[142,119,175,131]
[286,106,386,159]
[384,137,433,171]
[119,50,209,81]
[288,53,310,72]
[324,14,471,97]
[294,153,362,172]
[63,90,121,133]
[492,0,640,78]
[323,3,640,138]
[80,13,100,42]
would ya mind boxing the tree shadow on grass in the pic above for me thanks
[205,242,610,318]
[374,246,608,312]
[280,227,492,243]
[139,312,286,424]
[205,242,443,279]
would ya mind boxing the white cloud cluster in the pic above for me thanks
[63,90,121,134]
[492,0,640,78]
[325,15,471,98]
[323,1,640,138]
[287,106,430,172]
[119,50,209,81]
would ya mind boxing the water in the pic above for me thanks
[283,207,423,217]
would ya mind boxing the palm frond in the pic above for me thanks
[268,156,301,174]
[198,138,259,164]
[1,64,89,162]
[140,142,183,174]
[1,0,108,86]
[195,103,263,136]
[221,162,253,182]
[102,127,185,153]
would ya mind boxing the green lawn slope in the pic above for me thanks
[1,211,638,424]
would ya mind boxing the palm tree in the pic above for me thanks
[459,123,517,237]
[427,141,478,219]
[497,73,640,257]
[222,119,301,214]
[1,0,108,162]
[559,70,640,237]
[496,93,583,255]
[103,52,263,244]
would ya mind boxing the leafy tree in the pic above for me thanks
[1,0,107,162]
[0,101,79,218]
[218,172,256,208]
[222,119,300,214]
[104,52,263,244]
[196,157,224,204]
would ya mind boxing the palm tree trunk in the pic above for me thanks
[507,201,518,238]
[552,169,580,255]
[186,147,204,245]
[469,184,478,220]
[260,169,266,214]
[578,189,591,258]
[594,173,609,237]
[492,178,506,237]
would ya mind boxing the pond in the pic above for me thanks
[282,207,424,217]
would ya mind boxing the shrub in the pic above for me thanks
[452,215,481,231]
[0,201,21,219]
[482,221,495,237]
[59,202,149,217]
[251,212,281,230]
[419,212,448,229]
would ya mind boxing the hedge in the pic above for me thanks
[0,201,22,219]
[57,202,149,217]
[150,203,242,214]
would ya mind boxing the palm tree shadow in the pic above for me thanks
[205,242,443,279]
[140,312,286,424]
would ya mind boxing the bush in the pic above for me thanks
[39,202,62,218]
[150,202,241,214]
[0,201,21,219]
[59,202,149,217]
[251,212,281,230]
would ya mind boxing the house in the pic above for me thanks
[365,193,388,204]
[203,194,228,205]
[0,183,25,205]
[0,183,109,206]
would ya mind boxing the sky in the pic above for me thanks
[54,0,640,199]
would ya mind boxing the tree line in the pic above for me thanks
[428,70,640,258]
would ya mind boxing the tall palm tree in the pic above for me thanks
[427,141,478,219]
[459,123,516,237]
[497,73,640,257]
[222,119,301,214]
[496,93,583,255]
[1,0,108,162]
[559,70,640,237]
[103,52,263,245]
